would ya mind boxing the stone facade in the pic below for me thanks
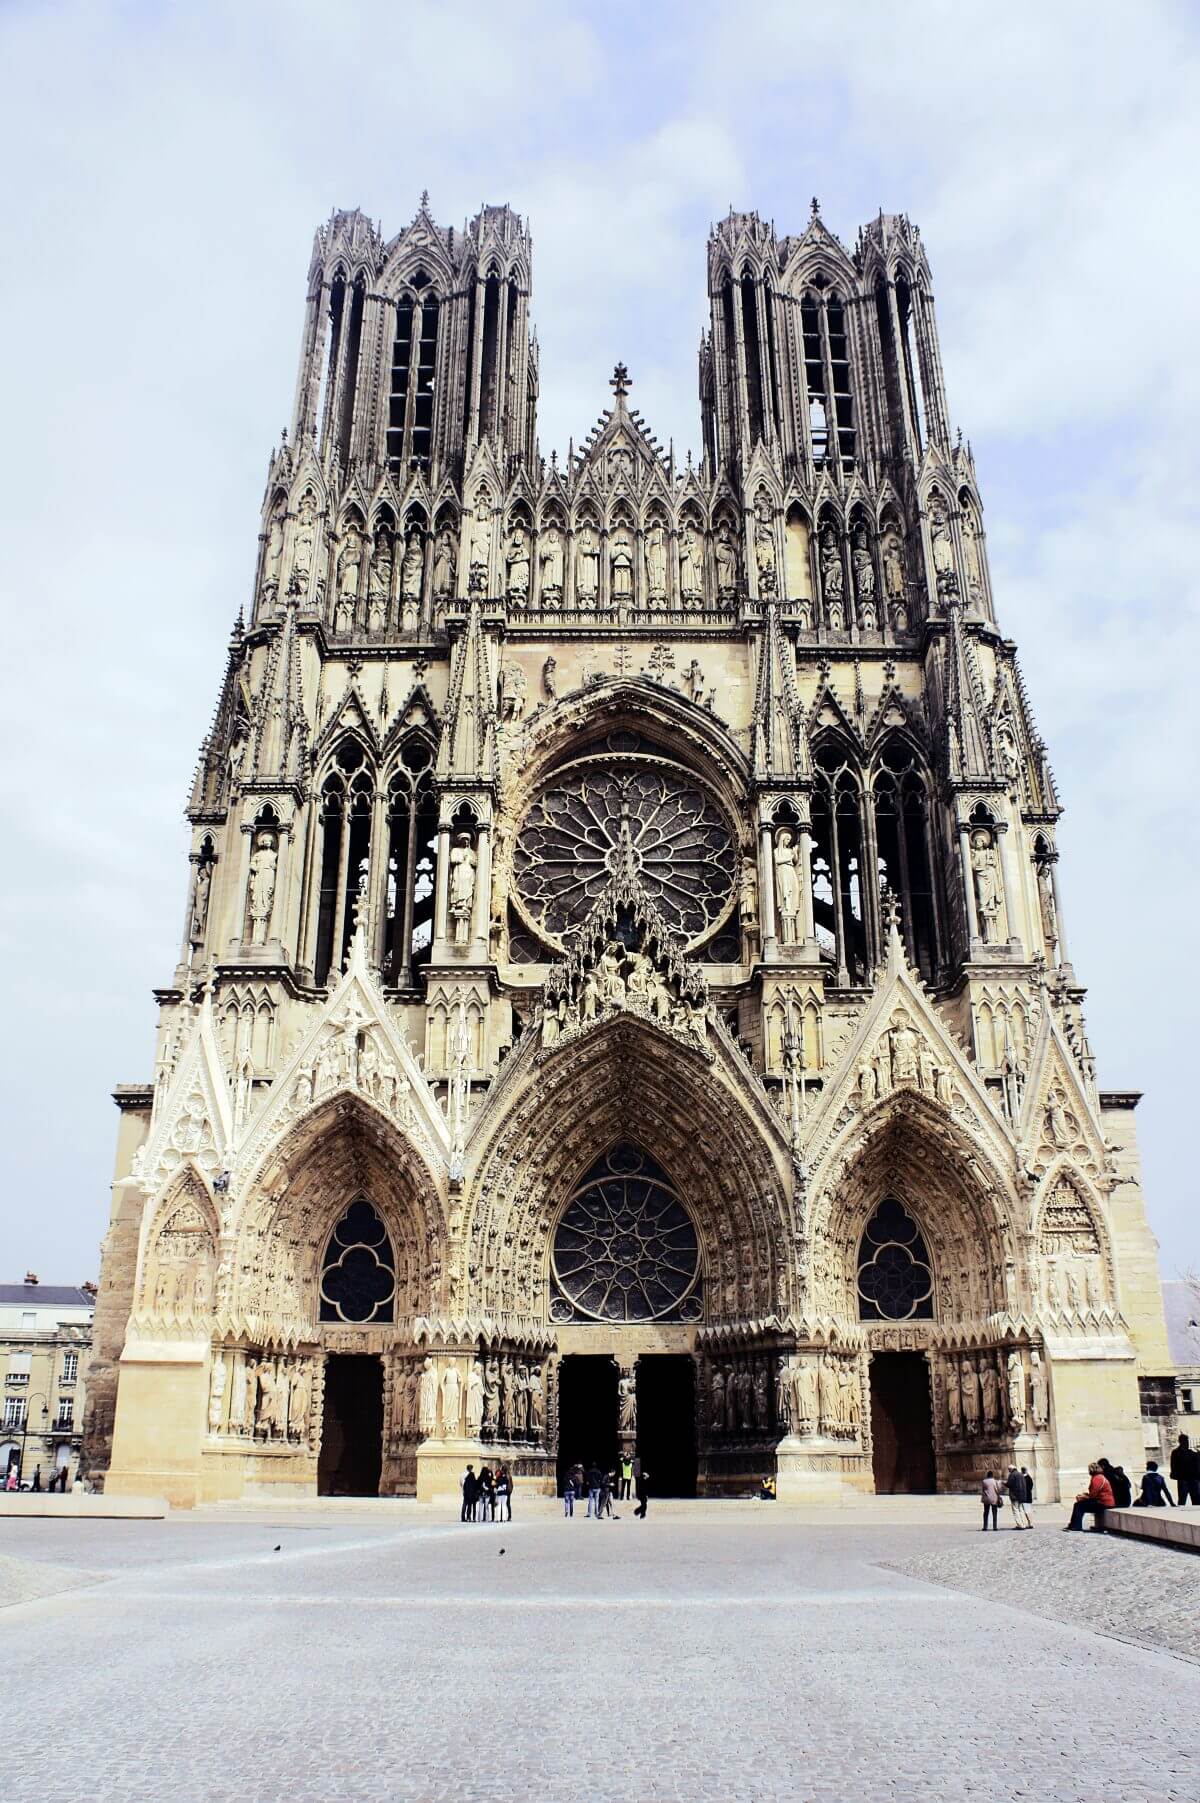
[1,1282,94,1488]
[88,196,1173,1506]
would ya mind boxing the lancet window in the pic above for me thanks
[387,271,440,472]
[319,1199,396,1325]
[800,275,856,471]
[810,740,869,986]
[320,271,365,466]
[313,740,374,987]
[857,1197,934,1322]
[382,736,439,986]
[872,738,941,981]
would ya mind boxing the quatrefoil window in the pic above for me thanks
[550,1144,702,1324]
[319,1198,396,1324]
[856,1196,934,1322]
[512,760,737,951]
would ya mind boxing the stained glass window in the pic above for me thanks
[320,1198,396,1324]
[550,1144,702,1324]
[857,1196,934,1321]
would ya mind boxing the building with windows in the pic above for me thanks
[88,196,1174,1506]
[1,1281,94,1486]
[1162,1281,1200,1440]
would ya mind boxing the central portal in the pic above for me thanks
[635,1355,696,1497]
[318,1353,383,1496]
[868,1351,935,1493]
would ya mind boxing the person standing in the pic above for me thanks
[477,1465,495,1522]
[619,1454,633,1501]
[496,1464,513,1522]
[981,1471,1002,1530]
[31,1466,42,1493]
[1005,1466,1031,1528]
[1020,1466,1034,1507]
[562,1472,575,1517]
[1065,1461,1114,1531]
[586,1463,603,1519]
[634,1459,649,1519]
[460,1464,478,1524]
[1169,1434,1200,1505]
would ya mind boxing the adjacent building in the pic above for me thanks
[1,1280,94,1486]
[87,196,1175,1506]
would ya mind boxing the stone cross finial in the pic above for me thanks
[610,363,631,400]
[880,887,903,939]
[810,196,820,219]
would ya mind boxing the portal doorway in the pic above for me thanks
[318,1354,383,1496]
[556,1355,617,1491]
[869,1351,935,1493]
[636,1355,696,1497]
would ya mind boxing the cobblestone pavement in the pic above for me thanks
[1,1505,1197,1803]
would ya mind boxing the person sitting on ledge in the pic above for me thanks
[757,1475,777,1501]
[1133,1460,1175,1507]
[1064,1461,1114,1532]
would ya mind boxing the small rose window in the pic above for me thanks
[319,1198,396,1324]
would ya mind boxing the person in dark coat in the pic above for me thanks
[1133,1460,1175,1507]
[496,1464,513,1522]
[1005,1466,1031,1528]
[585,1464,603,1518]
[460,1464,478,1523]
[1169,1434,1200,1505]
[1110,1466,1132,1509]
[477,1465,495,1521]
[1020,1466,1034,1505]
[31,1466,42,1493]
[633,1458,649,1519]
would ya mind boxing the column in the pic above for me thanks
[369,789,389,969]
[758,820,777,959]
[958,820,979,947]
[472,823,492,952]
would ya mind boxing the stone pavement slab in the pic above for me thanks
[1,1505,1196,1803]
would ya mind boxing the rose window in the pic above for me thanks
[856,1196,934,1322]
[513,760,736,950]
[319,1198,396,1324]
[550,1144,702,1324]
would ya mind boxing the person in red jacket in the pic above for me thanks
[1064,1461,1115,1531]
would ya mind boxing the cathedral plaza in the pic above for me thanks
[83,192,1179,1515]
[1,1501,1197,1802]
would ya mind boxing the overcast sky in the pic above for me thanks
[1,0,1196,1281]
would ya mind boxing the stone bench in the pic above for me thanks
[1104,1507,1200,1552]
[0,1493,169,1519]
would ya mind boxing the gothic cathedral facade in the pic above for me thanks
[88,197,1173,1504]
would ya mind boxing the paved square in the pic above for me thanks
[1,1502,1196,1802]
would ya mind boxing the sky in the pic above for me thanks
[0,0,1197,1281]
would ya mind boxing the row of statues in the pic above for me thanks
[1041,1254,1107,1318]
[542,938,709,1050]
[943,1348,1047,1439]
[394,1353,547,1443]
[209,1350,315,1444]
[857,1014,957,1110]
[148,1259,210,1317]
[289,1007,414,1129]
[775,1354,862,1440]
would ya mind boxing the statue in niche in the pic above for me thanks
[242,1358,260,1434]
[928,496,955,580]
[890,1017,919,1084]
[980,1355,1000,1428]
[516,1363,532,1434]
[539,527,564,604]
[754,500,777,597]
[292,492,316,578]
[433,524,457,603]
[819,527,843,604]
[961,509,983,597]
[190,857,212,944]
[945,1359,962,1436]
[1006,1352,1026,1430]
[247,831,278,946]
[542,656,557,703]
[468,502,492,593]
[610,529,634,603]
[441,1363,462,1438]
[337,528,362,606]
[881,529,905,601]
[838,1363,859,1435]
[817,1355,838,1436]
[528,1366,545,1437]
[739,855,758,935]
[367,530,393,633]
[465,1361,485,1437]
[970,830,1003,944]
[1065,1264,1082,1313]
[679,524,703,605]
[773,829,801,943]
[208,1352,226,1434]
[1037,862,1058,952]
[1044,1259,1061,1313]
[500,1357,516,1434]
[400,528,424,626]
[505,526,530,604]
[417,1356,439,1437]
[715,520,739,597]
[1029,1350,1048,1429]
[448,833,477,947]
[262,504,285,605]
[482,1356,500,1433]
[739,1362,754,1431]
[576,527,599,604]
[775,1358,794,1435]
[753,1364,769,1432]
[851,531,875,602]
[289,1363,311,1441]
[499,662,527,724]
[960,1356,981,1433]
[793,1359,818,1436]
[709,1364,725,1431]
[1046,1091,1071,1147]
[725,1364,739,1433]
[645,522,667,603]
[618,1370,637,1434]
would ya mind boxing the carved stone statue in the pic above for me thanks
[739,855,758,933]
[709,1364,725,1432]
[838,1362,859,1436]
[881,529,905,600]
[1006,1352,1026,1430]
[448,833,477,947]
[292,492,316,578]
[499,662,527,724]
[890,1018,919,1084]
[945,1358,962,1436]
[241,1357,259,1434]
[1029,1349,1048,1429]
[817,1355,839,1436]
[368,526,393,617]
[417,1356,439,1437]
[1038,862,1058,952]
[773,829,801,943]
[775,1358,794,1435]
[482,1356,500,1432]
[400,528,424,617]
[793,1359,818,1436]
[679,525,703,605]
[505,526,530,603]
[960,1356,981,1433]
[542,656,557,702]
[961,509,983,596]
[433,524,457,602]
[247,831,278,945]
[715,520,739,596]
[645,522,667,603]
[754,501,776,597]
[576,527,599,603]
[208,1351,226,1434]
[190,858,212,944]
[820,528,843,602]
[971,830,1003,944]
[465,1360,485,1437]
[539,527,564,603]
[980,1355,1000,1428]
[610,529,634,603]
[617,1370,637,1434]
[500,1357,516,1435]
[337,529,362,603]
[468,503,492,593]
[441,1363,462,1437]
[528,1366,545,1437]
[753,1363,769,1431]
[929,496,955,578]
[289,1363,311,1442]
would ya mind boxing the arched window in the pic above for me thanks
[741,272,765,445]
[320,1199,395,1324]
[801,275,856,472]
[383,736,439,986]
[895,276,926,453]
[811,740,868,986]
[549,1144,702,1324]
[857,1197,934,1321]
[873,738,940,981]
[313,740,374,986]
[387,271,440,472]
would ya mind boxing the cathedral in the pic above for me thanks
[87,195,1174,1505]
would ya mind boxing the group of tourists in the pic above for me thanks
[562,1457,649,1519]
[1066,1438,1199,1532]
[459,1463,513,1522]
[3,1463,71,1493]
[979,1466,1035,1529]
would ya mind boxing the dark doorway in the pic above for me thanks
[869,1351,935,1493]
[318,1354,383,1496]
[556,1355,617,1492]
[636,1355,697,1497]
